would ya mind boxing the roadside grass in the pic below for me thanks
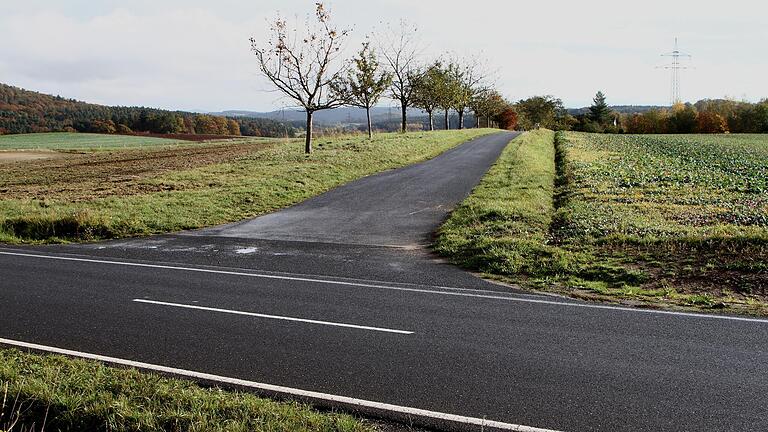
[433,130,571,276]
[435,131,768,315]
[0,133,188,150]
[0,348,373,432]
[0,129,495,243]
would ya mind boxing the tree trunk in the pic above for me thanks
[428,111,434,131]
[444,110,450,130]
[458,111,465,130]
[366,107,373,140]
[305,111,313,154]
[476,115,481,128]
[400,102,407,133]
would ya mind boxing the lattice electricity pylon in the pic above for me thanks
[657,38,692,105]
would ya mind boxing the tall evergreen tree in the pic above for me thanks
[589,91,611,125]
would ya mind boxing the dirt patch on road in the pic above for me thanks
[0,151,68,164]
[0,141,273,202]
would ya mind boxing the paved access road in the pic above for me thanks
[2,131,768,432]
[200,131,519,247]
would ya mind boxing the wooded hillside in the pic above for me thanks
[0,83,295,137]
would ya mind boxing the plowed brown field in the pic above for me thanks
[0,141,273,202]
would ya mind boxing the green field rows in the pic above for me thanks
[437,131,768,314]
[560,133,767,241]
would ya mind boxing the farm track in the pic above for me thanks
[0,141,273,201]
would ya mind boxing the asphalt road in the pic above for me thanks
[2,131,768,432]
[199,131,519,247]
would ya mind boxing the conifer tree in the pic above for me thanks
[589,91,611,125]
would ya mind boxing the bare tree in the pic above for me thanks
[250,3,349,154]
[452,55,491,129]
[376,20,421,133]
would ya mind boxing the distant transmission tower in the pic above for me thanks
[659,38,692,105]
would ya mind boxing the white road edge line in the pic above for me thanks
[3,250,768,324]
[0,248,547,299]
[133,299,413,335]
[0,337,561,432]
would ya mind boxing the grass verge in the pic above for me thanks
[435,131,768,315]
[433,129,568,276]
[0,129,495,243]
[0,348,373,432]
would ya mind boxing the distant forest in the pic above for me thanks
[569,96,768,134]
[0,83,296,137]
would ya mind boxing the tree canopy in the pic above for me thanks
[411,62,452,131]
[334,42,392,138]
[588,91,611,125]
[250,2,349,153]
[516,96,568,130]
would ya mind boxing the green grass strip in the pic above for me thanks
[434,130,576,276]
[0,348,373,432]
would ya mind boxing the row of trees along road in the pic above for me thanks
[250,3,507,153]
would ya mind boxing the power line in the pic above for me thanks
[658,38,692,105]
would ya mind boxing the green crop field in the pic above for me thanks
[437,131,768,314]
[0,132,187,150]
[561,133,767,241]
[557,133,767,308]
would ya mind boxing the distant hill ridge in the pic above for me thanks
[567,105,668,116]
[209,107,427,125]
[0,83,295,137]
[217,105,672,126]
[2,81,672,135]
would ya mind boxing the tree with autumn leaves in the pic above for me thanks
[333,42,392,139]
[470,89,509,128]
[250,3,349,153]
[618,99,768,134]
[250,2,514,152]
[410,62,448,131]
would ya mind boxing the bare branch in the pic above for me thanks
[374,20,423,132]
[250,2,350,152]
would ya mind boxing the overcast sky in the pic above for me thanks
[1,0,765,112]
